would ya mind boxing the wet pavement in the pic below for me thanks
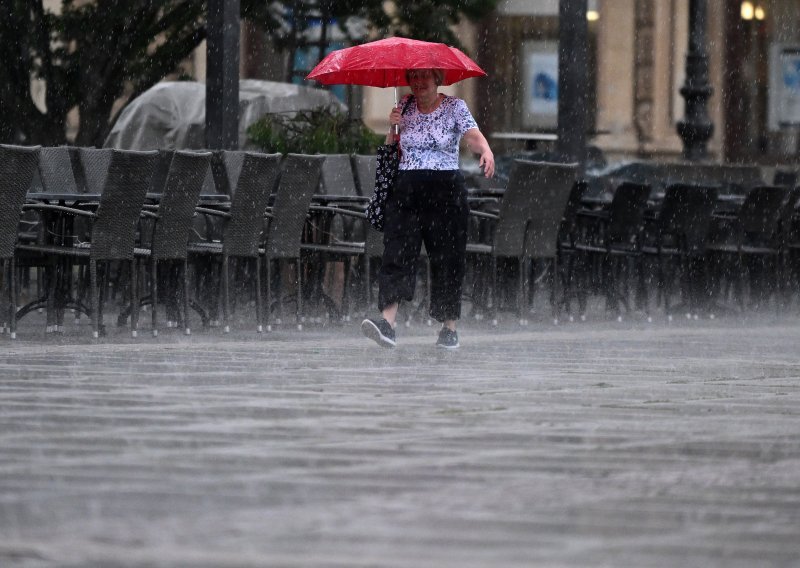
[2,312,800,567]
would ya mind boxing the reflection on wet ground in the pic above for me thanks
[1,314,800,566]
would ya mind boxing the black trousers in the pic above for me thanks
[378,169,469,322]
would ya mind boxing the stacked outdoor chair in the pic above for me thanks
[262,154,324,331]
[555,179,590,320]
[640,183,719,320]
[705,185,789,313]
[303,154,367,321]
[521,162,578,323]
[299,154,384,320]
[465,160,576,326]
[775,187,800,306]
[571,181,652,320]
[132,150,212,337]
[18,149,159,338]
[15,146,86,332]
[188,151,282,333]
[0,145,41,339]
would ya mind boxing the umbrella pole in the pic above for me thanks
[394,86,399,136]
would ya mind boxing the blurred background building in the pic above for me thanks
[22,1,800,166]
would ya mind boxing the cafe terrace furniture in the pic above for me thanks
[188,151,282,334]
[18,149,159,338]
[132,150,212,337]
[0,144,41,339]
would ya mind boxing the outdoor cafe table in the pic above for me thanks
[19,192,233,332]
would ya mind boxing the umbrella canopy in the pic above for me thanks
[306,37,486,88]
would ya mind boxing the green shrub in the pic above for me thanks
[247,105,384,155]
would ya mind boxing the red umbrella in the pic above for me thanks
[305,37,486,88]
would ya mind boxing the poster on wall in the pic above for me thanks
[768,45,800,130]
[522,42,558,129]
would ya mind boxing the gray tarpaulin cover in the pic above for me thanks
[104,79,344,150]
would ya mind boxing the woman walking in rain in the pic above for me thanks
[361,68,495,349]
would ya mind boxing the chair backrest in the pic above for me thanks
[263,154,325,258]
[658,183,719,252]
[352,154,377,197]
[606,181,651,244]
[78,148,114,194]
[91,150,159,260]
[147,149,175,194]
[523,161,578,258]
[152,151,212,260]
[558,179,589,244]
[210,150,247,196]
[491,160,542,258]
[738,185,788,240]
[0,145,40,259]
[222,152,282,257]
[38,146,80,194]
[778,186,800,234]
[319,154,358,196]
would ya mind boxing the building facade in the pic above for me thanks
[354,0,800,166]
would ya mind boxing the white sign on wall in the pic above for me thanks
[522,41,559,129]
[768,44,800,130]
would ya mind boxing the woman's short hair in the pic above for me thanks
[406,68,444,86]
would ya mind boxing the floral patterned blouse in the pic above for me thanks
[398,94,478,171]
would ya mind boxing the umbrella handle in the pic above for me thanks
[394,87,399,136]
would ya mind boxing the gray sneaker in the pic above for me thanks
[361,318,396,348]
[436,327,460,349]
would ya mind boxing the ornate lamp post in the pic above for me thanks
[677,0,714,161]
[206,0,241,150]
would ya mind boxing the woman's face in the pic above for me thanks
[408,69,438,98]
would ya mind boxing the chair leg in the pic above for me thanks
[1,259,7,335]
[9,258,18,339]
[151,257,159,337]
[265,256,272,332]
[491,255,498,326]
[551,256,560,324]
[45,256,58,333]
[89,259,99,339]
[131,259,140,337]
[364,255,372,317]
[517,257,525,325]
[182,260,191,335]
[222,255,230,333]
[255,256,263,333]
[296,258,303,331]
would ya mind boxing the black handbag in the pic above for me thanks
[366,96,414,232]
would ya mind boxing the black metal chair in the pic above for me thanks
[706,185,789,313]
[132,150,212,337]
[466,160,574,326]
[521,161,577,324]
[188,151,282,334]
[641,183,719,320]
[556,179,590,320]
[263,154,325,331]
[572,181,652,320]
[1,145,40,339]
[18,149,159,338]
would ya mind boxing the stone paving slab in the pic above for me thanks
[1,317,800,567]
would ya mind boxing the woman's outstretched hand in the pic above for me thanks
[479,149,495,179]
